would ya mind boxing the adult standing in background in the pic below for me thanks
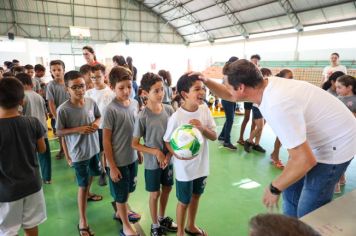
[237,54,260,146]
[158,70,173,105]
[127,56,138,96]
[198,59,356,218]
[218,56,238,150]
[322,52,347,84]
[82,45,99,66]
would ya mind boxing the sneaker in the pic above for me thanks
[218,136,225,142]
[159,216,177,232]
[98,172,107,186]
[151,225,166,236]
[223,143,237,150]
[244,140,252,153]
[252,144,266,153]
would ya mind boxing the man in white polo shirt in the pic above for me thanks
[199,59,356,217]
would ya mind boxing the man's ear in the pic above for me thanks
[142,90,149,97]
[181,91,188,100]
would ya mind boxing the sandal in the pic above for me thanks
[237,140,245,146]
[77,224,94,236]
[184,227,207,236]
[87,194,103,202]
[119,229,140,236]
[128,210,141,222]
[271,158,284,169]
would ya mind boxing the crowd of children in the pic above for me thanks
[1,48,355,236]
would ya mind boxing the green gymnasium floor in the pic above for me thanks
[25,116,356,236]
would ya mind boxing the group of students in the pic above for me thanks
[0,52,217,236]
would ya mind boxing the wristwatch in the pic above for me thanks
[270,183,282,195]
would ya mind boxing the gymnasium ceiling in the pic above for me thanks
[1,0,356,44]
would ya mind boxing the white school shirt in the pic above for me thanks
[85,86,115,128]
[163,104,216,181]
[259,77,356,164]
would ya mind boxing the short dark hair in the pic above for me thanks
[64,70,83,86]
[249,214,321,236]
[12,59,19,64]
[4,61,12,68]
[0,78,24,109]
[276,69,292,78]
[260,68,272,77]
[91,63,106,74]
[109,66,132,88]
[79,64,92,75]
[34,64,45,72]
[24,64,34,70]
[223,59,263,89]
[50,60,65,70]
[16,73,33,86]
[12,66,25,75]
[331,52,340,58]
[112,55,127,66]
[2,72,14,78]
[250,54,261,61]
[176,74,201,100]
[322,71,345,91]
[141,72,163,92]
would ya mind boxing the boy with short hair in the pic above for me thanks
[85,63,115,186]
[132,72,177,236]
[56,70,102,236]
[103,66,142,236]
[34,64,47,97]
[24,64,41,93]
[0,78,47,236]
[163,74,217,236]
[80,64,94,90]
[47,60,69,158]
[16,73,52,184]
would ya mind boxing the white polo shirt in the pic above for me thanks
[259,77,356,164]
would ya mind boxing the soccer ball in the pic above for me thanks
[170,124,204,159]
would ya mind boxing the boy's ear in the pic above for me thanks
[142,90,149,97]
[181,91,188,100]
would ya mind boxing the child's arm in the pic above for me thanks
[103,128,122,182]
[189,119,217,141]
[48,100,57,119]
[132,137,166,166]
[37,137,46,154]
[61,138,72,166]
[57,126,96,136]
[91,117,100,130]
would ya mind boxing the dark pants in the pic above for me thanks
[38,138,52,181]
[51,118,56,134]
[218,100,236,144]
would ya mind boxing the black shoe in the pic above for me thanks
[218,136,225,142]
[151,225,166,236]
[98,172,107,186]
[159,216,177,232]
[244,140,252,153]
[252,144,266,153]
[223,143,237,150]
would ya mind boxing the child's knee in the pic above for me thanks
[150,191,160,200]
[161,185,172,193]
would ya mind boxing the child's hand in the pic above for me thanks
[66,157,72,167]
[189,119,205,133]
[77,126,96,134]
[138,152,143,164]
[91,122,99,130]
[161,153,172,169]
[110,167,122,182]
[155,149,166,164]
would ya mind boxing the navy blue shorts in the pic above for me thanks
[252,106,263,120]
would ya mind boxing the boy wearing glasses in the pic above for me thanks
[85,64,115,186]
[56,70,102,236]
